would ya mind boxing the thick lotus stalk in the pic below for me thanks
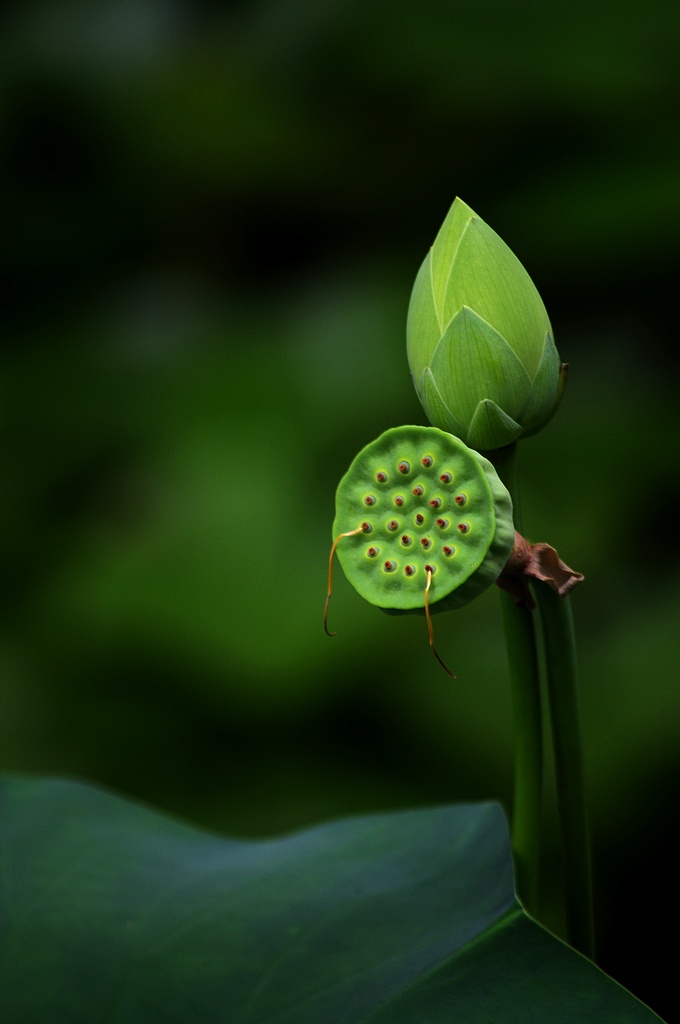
[407,198,567,452]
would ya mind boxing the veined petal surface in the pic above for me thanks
[406,251,441,373]
[441,207,551,379]
[430,306,531,426]
[519,331,562,433]
[418,368,469,440]
[467,399,523,452]
[429,197,472,329]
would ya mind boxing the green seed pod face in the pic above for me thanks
[407,198,567,451]
[333,425,514,614]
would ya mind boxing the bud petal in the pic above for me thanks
[407,250,440,362]
[520,338,569,437]
[430,306,531,426]
[441,210,549,378]
[467,400,523,452]
[429,198,472,324]
[418,368,468,439]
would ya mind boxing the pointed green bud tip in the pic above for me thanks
[406,198,567,451]
[330,425,514,616]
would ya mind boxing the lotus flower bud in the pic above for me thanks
[407,198,567,451]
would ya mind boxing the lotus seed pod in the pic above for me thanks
[407,197,567,451]
[332,425,514,615]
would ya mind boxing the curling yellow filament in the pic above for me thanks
[324,527,365,636]
[425,568,456,678]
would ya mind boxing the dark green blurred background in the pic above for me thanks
[2,0,678,1018]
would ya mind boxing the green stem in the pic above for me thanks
[533,584,595,959]
[491,444,543,920]
[500,592,543,916]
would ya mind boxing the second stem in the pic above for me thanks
[493,444,543,920]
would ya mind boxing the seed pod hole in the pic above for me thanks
[454,494,467,506]
[413,485,424,497]
[367,546,379,558]
[404,564,416,576]
[394,495,405,507]
[421,537,432,549]
[436,518,448,529]
[421,455,433,467]
[398,461,410,474]
[401,535,412,546]
[364,495,376,506]
[457,522,470,534]
[361,521,372,533]
[376,471,388,483]
[429,497,441,509]
[424,563,436,575]
[439,472,453,484]
[388,519,399,531]
[383,560,397,573]
[415,513,425,525]
[442,545,455,557]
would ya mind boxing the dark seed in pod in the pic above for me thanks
[413,485,424,496]
[415,513,425,525]
[436,518,448,529]
[388,520,399,531]
[364,495,376,506]
[404,565,416,576]
[394,495,405,507]
[443,546,454,556]
[421,456,433,467]
[421,537,432,549]
[457,522,470,534]
[383,560,397,572]
[368,547,378,557]
[361,521,372,533]
[429,497,441,508]
[376,471,388,483]
[440,472,453,484]
[398,461,410,474]
[401,535,412,546]
[425,563,436,575]
[454,494,467,506]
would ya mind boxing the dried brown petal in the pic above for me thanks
[496,531,584,608]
